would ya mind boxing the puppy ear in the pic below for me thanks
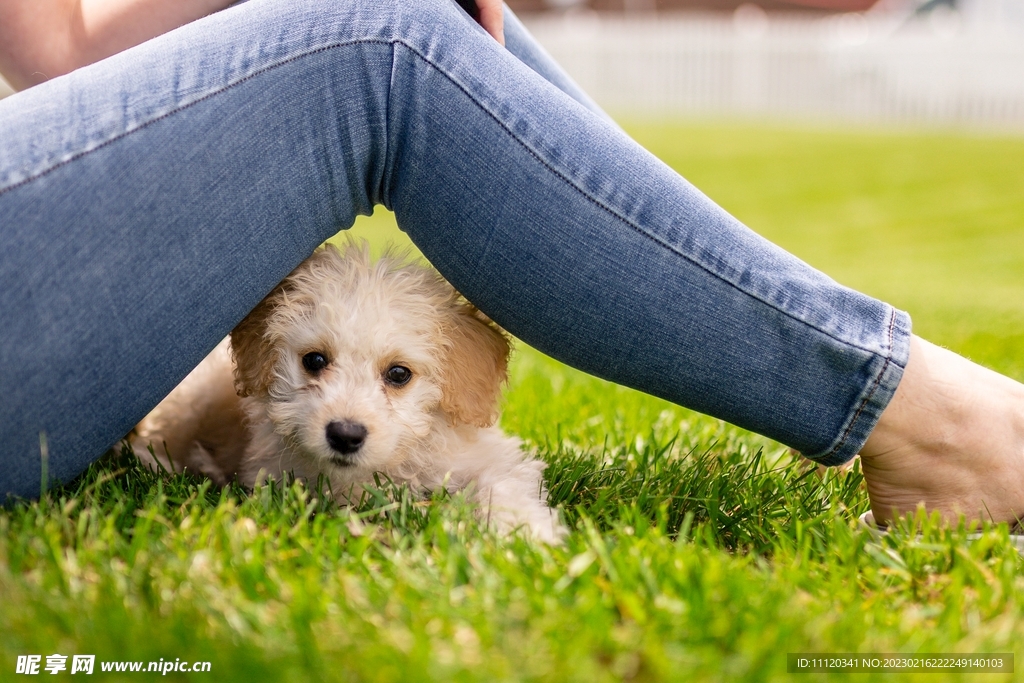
[440,304,511,428]
[229,293,280,398]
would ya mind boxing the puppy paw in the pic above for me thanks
[484,502,568,545]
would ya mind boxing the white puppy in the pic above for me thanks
[133,243,565,543]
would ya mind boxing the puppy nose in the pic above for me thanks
[325,421,367,455]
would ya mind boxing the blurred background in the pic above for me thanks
[507,0,1024,128]
[2,0,1022,129]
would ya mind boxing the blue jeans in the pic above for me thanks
[0,0,910,500]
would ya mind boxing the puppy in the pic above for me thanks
[133,243,565,543]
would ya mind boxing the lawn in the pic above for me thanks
[2,121,1023,682]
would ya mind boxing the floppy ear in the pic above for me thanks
[229,292,281,398]
[439,304,512,428]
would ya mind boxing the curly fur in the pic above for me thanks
[133,242,565,543]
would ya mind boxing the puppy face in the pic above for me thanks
[230,244,510,475]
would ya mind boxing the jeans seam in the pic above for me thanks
[818,306,897,461]
[379,42,398,209]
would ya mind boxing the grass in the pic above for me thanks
[3,120,1024,682]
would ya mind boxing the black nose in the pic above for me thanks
[325,421,367,455]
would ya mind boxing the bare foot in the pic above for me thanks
[859,336,1024,528]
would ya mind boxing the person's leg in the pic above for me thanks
[1,0,1020,525]
[0,0,903,498]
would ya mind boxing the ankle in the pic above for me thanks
[858,335,1024,526]
[860,336,955,460]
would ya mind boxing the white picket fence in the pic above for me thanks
[522,11,1024,129]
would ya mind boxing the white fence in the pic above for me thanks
[522,11,1024,129]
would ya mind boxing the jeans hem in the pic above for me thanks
[804,306,912,466]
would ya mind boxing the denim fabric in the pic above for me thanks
[0,0,910,500]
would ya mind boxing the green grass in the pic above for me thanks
[3,121,1024,682]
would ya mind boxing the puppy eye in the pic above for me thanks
[384,365,412,386]
[302,352,329,373]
